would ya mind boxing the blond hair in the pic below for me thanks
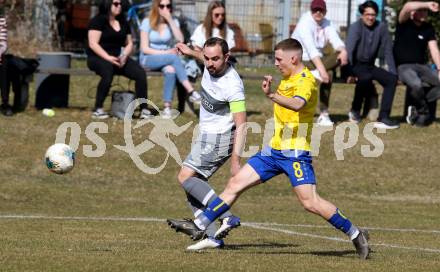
[149,0,173,31]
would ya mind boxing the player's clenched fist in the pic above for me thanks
[262,75,273,96]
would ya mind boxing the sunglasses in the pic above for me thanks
[213,13,225,18]
[112,2,121,7]
[159,4,172,9]
[311,8,325,14]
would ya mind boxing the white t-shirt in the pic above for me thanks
[291,11,345,61]
[199,65,244,134]
[191,24,235,50]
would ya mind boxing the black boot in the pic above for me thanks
[0,104,13,116]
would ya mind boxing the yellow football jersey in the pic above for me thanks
[269,67,318,151]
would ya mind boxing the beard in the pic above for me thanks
[207,66,217,76]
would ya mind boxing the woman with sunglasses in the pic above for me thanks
[139,0,201,119]
[190,1,235,53]
[87,0,150,119]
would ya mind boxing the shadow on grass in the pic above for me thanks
[308,249,355,257]
[187,244,365,258]
[224,242,299,250]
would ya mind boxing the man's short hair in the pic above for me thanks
[204,37,229,55]
[274,38,303,55]
[358,0,379,15]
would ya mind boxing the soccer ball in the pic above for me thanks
[45,143,75,174]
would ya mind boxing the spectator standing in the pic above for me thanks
[0,0,11,116]
[139,0,201,119]
[87,0,150,119]
[292,0,348,126]
[394,1,440,126]
[346,0,399,129]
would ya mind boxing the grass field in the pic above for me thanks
[0,62,439,271]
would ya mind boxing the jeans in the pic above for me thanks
[398,63,440,113]
[87,56,148,110]
[139,53,189,103]
[352,63,397,120]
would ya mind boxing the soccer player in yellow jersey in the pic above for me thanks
[168,38,370,259]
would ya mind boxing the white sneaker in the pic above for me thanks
[406,106,417,125]
[161,107,173,119]
[186,237,224,251]
[161,107,179,119]
[214,215,241,239]
[310,69,322,82]
[140,109,153,119]
[348,111,361,124]
[188,90,201,104]
[317,113,334,126]
[92,108,109,119]
[373,117,400,129]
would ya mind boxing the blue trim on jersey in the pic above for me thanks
[293,95,307,105]
[247,146,316,187]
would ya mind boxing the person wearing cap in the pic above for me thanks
[394,1,440,127]
[346,0,399,129]
[291,0,348,126]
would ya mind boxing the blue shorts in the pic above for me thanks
[247,146,316,187]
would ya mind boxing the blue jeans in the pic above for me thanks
[139,53,189,103]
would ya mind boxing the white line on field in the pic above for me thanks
[0,214,164,222]
[244,223,440,253]
[0,214,439,253]
[245,221,440,234]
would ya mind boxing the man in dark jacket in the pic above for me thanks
[346,0,399,129]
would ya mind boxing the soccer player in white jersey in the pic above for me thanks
[167,37,247,250]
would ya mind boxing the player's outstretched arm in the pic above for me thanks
[176,42,203,62]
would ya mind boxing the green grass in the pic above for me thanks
[0,62,439,271]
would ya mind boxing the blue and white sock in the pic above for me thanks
[328,208,359,240]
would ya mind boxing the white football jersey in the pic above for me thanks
[199,65,245,134]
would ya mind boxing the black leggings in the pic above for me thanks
[0,58,7,104]
[87,56,148,109]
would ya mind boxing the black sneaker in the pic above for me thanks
[374,117,399,129]
[167,218,206,241]
[352,229,370,260]
[406,106,418,125]
[0,104,13,117]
